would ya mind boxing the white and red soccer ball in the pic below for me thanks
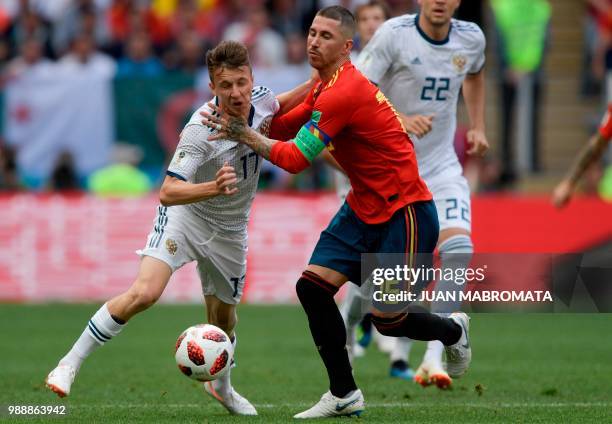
[175,324,233,382]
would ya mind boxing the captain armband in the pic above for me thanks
[294,121,332,162]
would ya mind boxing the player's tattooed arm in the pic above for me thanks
[566,133,609,185]
[201,102,313,174]
[201,104,276,160]
[226,116,275,159]
[552,132,609,208]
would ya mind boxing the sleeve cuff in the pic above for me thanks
[166,170,187,181]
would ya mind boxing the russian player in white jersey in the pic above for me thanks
[344,0,489,389]
[45,41,314,415]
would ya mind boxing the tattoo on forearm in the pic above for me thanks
[226,117,248,139]
[226,116,274,159]
[568,135,607,184]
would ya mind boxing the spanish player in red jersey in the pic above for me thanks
[202,6,471,418]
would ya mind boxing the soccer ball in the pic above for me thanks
[174,324,233,382]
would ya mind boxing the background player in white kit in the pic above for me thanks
[344,0,489,389]
[45,40,313,415]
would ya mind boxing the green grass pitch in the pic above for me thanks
[1,304,611,423]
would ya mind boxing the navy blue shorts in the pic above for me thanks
[309,200,439,285]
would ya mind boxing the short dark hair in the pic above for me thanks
[355,0,391,22]
[316,6,356,38]
[206,40,251,81]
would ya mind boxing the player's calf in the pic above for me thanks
[205,295,238,339]
[296,271,357,398]
[371,306,461,345]
[46,257,172,398]
[431,234,473,315]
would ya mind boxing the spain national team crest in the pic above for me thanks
[452,54,467,73]
[166,239,178,255]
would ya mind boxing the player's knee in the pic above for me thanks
[295,276,311,303]
[296,271,333,304]
[439,234,473,262]
[128,278,163,311]
[132,289,159,310]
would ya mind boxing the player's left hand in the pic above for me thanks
[216,161,238,196]
[466,129,489,156]
[200,103,249,142]
[552,179,574,209]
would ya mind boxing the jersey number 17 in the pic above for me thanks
[240,152,259,180]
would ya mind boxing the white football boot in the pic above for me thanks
[45,364,77,398]
[204,381,257,416]
[444,312,472,378]
[294,389,364,419]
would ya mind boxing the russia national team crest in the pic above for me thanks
[166,239,178,255]
[258,116,273,137]
[452,54,467,73]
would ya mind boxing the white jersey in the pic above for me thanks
[166,86,279,232]
[357,14,485,187]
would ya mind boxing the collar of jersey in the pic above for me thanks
[415,13,451,46]
[213,96,255,126]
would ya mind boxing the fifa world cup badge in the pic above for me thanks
[173,151,186,165]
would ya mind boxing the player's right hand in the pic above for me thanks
[403,115,434,138]
[552,179,573,209]
[216,162,238,196]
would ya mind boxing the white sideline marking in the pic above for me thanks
[71,402,612,409]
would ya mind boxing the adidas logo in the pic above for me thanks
[411,57,422,65]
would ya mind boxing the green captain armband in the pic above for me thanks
[294,121,332,162]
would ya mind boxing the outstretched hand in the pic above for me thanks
[200,103,250,142]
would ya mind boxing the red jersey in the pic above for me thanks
[599,103,612,140]
[270,61,431,224]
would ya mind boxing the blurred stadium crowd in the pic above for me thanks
[0,0,611,196]
[1,0,317,77]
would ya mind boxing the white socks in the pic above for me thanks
[390,337,413,364]
[212,335,237,396]
[423,340,445,365]
[59,303,125,371]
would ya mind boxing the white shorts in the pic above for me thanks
[428,176,472,233]
[137,205,247,305]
